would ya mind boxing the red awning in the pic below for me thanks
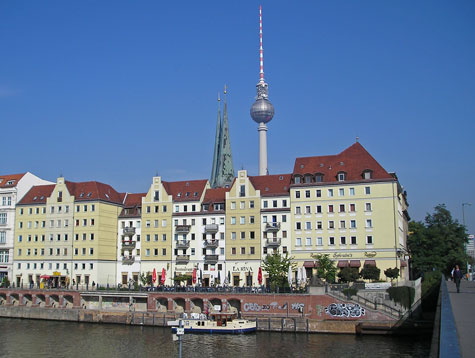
[400,260,408,267]
[337,260,349,268]
[303,261,315,268]
[349,260,361,268]
[364,260,376,267]
[40,275,50,279]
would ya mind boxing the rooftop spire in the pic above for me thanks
[259,5,264,83]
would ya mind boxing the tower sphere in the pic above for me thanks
[250,98,274,124]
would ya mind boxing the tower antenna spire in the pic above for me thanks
[259,5,264,83]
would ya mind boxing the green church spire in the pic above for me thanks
[210,86,235,188]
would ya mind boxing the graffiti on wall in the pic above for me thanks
[243,301,305,312]
[315,304,324,317]
[325,303,365,318]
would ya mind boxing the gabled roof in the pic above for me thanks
[162,179,208,202]
[64,181,124,204]
[249,174,292,197]
[0,173,26,188]
[292,142,393,183]
[17,185,55,205]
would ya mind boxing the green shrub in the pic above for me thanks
[337,267,359,283]
[386,286,415,310]
[360,266,381,281]
[421,270,442,297]
[342,287,358,299]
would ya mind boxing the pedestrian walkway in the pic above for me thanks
[447,279,475,358]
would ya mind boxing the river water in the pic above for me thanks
[0,318,430,357]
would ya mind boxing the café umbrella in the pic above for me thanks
[192,268,197,285]
[287,266,292,287]
[161,268,166,285]
[258,267,263,285]
[152,268,157,284]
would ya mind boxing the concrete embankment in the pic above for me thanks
[0,305,394,334]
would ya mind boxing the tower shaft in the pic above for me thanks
[258,123,268,175]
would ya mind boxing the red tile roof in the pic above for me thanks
[162,179,208,202]
[123,193,146,207]
[249,174,292,196]
[64,181,124,204]
[292,142,393,183]
[203,187,229,203]
[17,185,55,205]
[0,173,26,188]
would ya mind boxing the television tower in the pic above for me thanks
[250,5,274,176]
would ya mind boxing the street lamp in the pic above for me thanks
[462,203,472,278]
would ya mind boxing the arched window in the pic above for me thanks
[315,173,324,183]
[304,174,313,183]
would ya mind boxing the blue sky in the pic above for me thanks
[1,1,475,232]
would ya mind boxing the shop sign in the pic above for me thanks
[232,266,253,272]
[364,251,377,257]
[53,271,61,276]
[333,253,352,258]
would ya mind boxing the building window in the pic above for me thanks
[365,203,372,211]
[295,206,301,215]
[339,204,345,212]
[263,201,268,208]
[329,221,334,229]
[338,172,346,181]
[317,221,322,230]
[366,219,373,228]
[316,174,324,182]
[350,203,356,212]
[339,188,344,196]
[351,236,357,245]
[231,202,236,210]
[305,222,311,230]
[340,237,346,245]
[363,170,373,179]
[316,237,323,246]
[296,238,302,246]
[366,236,373,244]
[316,205,322,214]
[340,221,346,229]
[296,222,301,230]
[350,220,356,228]
[328,189,333,197]
[231,217,236,225]
[294,176,301,184]
[305,190,310,198]
[316,190,321,198]
[240,216,245,225]
[231,247,236,255]
[249,200,255,208]
[231,232,236,240]
[239,185,245,197]
[240,232,245,239]
[240,247,245,255]
[329,237,335,245]
[250,231,255,239]
[328,205,334,213]
[240,201,245,209]
[145,249,150,256]
[305,206,311,214]
[365,186,371,195]
[295,191,300,199]
[250,247,255,255]
[349,188,355,196]
[306,237,312,246]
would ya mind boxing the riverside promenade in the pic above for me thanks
[446,279,475,358]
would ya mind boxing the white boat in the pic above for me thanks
[171,312,256,334]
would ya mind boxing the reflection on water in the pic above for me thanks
[0,318,430,358]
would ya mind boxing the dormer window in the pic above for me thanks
[337,172,346,182]
[6,180,15,185]
[363,170,373,180]
[193,192,198,197]
[185,192,190,197]
[177,192,182,197]
[304,174,313,184]
[79,193,84,198]
[294,175,301,184]
[315,173,324,183]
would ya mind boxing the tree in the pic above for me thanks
[262,252,294,291]
[408,204,468,276]
[384,267,400,283]
[139,272,152,286]
[337,267,359,283]
[360,266,381,282]
[312,253,337,283]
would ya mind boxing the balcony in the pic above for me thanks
[123,227,136,236]
[122,256,135,265]
[176,240,190,249]
[205,224,219,233]
[266,238,281,247]
[122,240,136,249]
[175,225,191,234]
[204,254,219,263]
[204,239,219,248]
[265,222,281,232]
[176,255,190,263]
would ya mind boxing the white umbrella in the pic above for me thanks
[302,266,307,284]
[288,265,293,287]
[297,266,302,286]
